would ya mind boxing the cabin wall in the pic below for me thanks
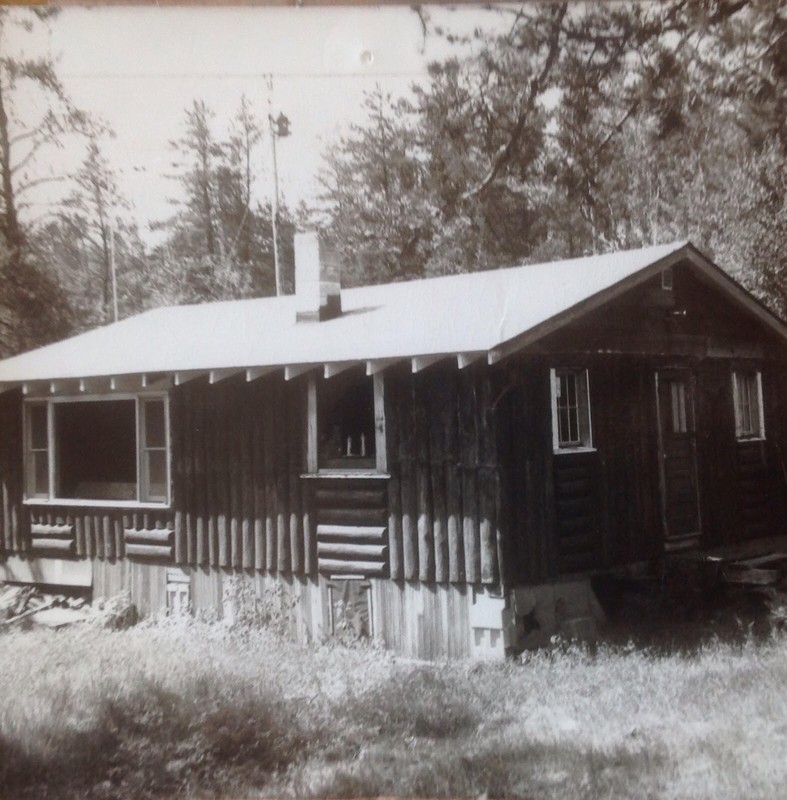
[0,368,507,659]
[695,358,787,547]
[170,376,311,574]
[499,351,787,587]
[497,355,664,585]
[90,559,479,658]
[384,362,503,586]
[0,369,506,586]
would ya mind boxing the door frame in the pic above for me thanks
[654,368,703,551]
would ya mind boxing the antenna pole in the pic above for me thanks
[110,225,119,322]
[267,77,282,296]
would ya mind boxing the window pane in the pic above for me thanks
[734,372,761,438]
[555,369,591,449]
[670,381,687,434]
[33,451,49,496]
[144,400,166,448]
[565,373,577,407]
[30,405,48,449]
[55,400,137,500]
[568,406,579,443]
[145,450,167,501]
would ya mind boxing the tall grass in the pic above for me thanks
[1,617,785,799]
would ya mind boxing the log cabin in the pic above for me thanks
[0,235,785,657]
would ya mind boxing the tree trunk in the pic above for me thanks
[0,77,23,266]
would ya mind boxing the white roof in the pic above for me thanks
[0,240,779,385]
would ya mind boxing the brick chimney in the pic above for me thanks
[294,231,342,322]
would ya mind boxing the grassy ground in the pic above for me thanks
[1,613,786,800]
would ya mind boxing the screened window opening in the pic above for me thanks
[24,395,170,505]
[551,368,593,451]
[318,369,376,470]
[732,370,764,440]
[141,399,168,502]
[56,400,137,500]
[26,403,49,498]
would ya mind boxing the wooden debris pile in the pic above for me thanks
[0,584,88,627]
[0,584,139,629]
[719,553,787,587]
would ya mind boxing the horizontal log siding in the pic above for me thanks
[384,363,502,586]
[172,376,311,574]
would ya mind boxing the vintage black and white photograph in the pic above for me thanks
[0,2,785,798]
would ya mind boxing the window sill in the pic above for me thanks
[23,498,171,510]
[735,436,766,443]
[553,446,597,455]
[301,471,390,480]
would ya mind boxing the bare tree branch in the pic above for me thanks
[462,2,568,201]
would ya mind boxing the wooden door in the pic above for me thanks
[655,370,702,550]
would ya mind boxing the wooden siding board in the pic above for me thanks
[74,514,85,557]
[399,374,418,580]
[287,382,303,574]
[184,386,197,565]
[275,381,290,574]
[413,375,434,582]
[172,388,186,564]
[427,373,449,583]
[252,382,266,571]
[241,385,254,567]
[204,390,219,568]
[216,384,231,568]
[444,372,464,583]
[458,369,480,583]
[194,386,208,566]
[228,384,243,569]
[383,372,403,579]
[263,387,277,572]
[477,372,499,584]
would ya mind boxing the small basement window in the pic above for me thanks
[24,394,170,506]
[550,368,593,452]
[313,368,383,471]
[328,578,373,639]
[732,370,764,440]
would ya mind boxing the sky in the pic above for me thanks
[10,5,496,245]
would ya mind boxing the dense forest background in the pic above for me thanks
[0,1,784,358]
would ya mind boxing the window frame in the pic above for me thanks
[550,367,595,454]
[22,392,171,508]
[306,371,388,477]
[731,369,765,441]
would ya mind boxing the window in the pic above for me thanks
[669,379,688,434]
[141,398,168,502]
[25,403,49,499]
[24,395,170,505]
[328,578,373,639]
[550,368,593,451]
[166,568,191,614]
[661,267,674,291]
[309,368,385,472]
[732,370,764,440]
